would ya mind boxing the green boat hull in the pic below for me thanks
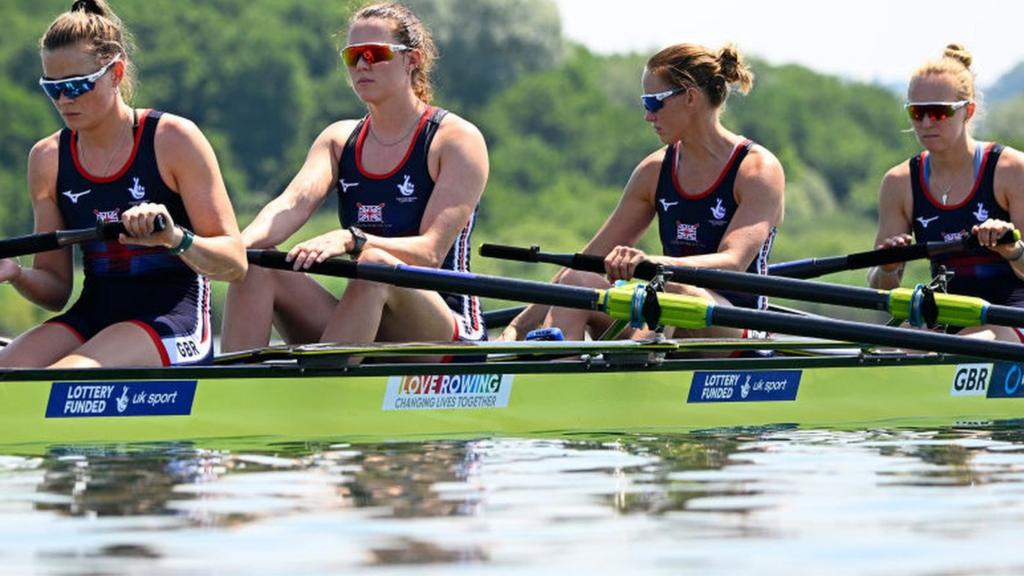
[1,352,1021,447]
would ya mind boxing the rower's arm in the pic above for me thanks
[991,146,1024,280]
[9,136,74,311]
[243,121,354,249]
[868,166,913,289]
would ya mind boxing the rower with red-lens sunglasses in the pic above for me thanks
[870,44,1024,343]
[222,2,490,360]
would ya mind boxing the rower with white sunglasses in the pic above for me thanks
[0,0,246,369]
[501,43,785,346]
[870,44,1024,343]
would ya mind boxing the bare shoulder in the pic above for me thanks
[318,118,361,144]
[27,131,61,198]
[996,144,1024,178]
[631,147,667,182]
[879,160,912,196]
[738,143,784,182]
[28,131,61,168]
[435,111,486,149]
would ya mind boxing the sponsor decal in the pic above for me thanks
[973,202,989,222]
[710,198,727,220]
[688,370,801,403]
[988,363,1024,399]
[383,373,513,411]
[658,198,679,211]
[916,215,938,228]
[46,380,197,418]
[397,174,415,196]
[128,177,146,201]
[62,189,91,204]
[950,363,992,396]
[339,178,360,193]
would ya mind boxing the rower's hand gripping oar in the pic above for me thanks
[768,229,1020,279]
[477,243,1024,330]
[248,248,1024,363]
[0,215,167,260]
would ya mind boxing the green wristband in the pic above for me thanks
[168,226,195,256]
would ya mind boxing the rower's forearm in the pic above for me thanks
[11,267,71,312]
[242,196,316,249]
[178,235,247,282]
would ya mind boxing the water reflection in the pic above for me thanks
[0,427,1022,573]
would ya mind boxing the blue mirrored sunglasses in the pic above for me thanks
[641,87,688,113]
[38,58,119,100]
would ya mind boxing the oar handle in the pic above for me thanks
[478,244,664,278]
[0,215,168,260]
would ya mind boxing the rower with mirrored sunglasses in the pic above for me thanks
[0,0,246,369]
[501,43,785,347]
[221,2,488,361]
[869,44,1024,343]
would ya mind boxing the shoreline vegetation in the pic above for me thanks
[1,0,1022,334]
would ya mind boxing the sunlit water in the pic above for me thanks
[2,428,1024,575]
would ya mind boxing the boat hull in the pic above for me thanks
[1,354,1021,447]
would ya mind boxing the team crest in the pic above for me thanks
[357,202,385,223]
[93,208,121,223]
[943,230,968,243]
[676,222,699,242]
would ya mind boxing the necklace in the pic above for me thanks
[368,107,422,147]
[80,109,136,176]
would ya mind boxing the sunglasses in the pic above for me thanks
[905,100,969,122]
[340,42,410,67]
[640,87,689,113]
[38,57,119,100]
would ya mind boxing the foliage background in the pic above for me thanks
[1,0,1023,332]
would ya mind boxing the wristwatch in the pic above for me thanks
[347,226,367,258]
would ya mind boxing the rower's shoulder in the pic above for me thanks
[739,142,784,176]
[28,131,61,165]
[880,159,913,185]
[435,110,486,147]
[995,143,1024,170]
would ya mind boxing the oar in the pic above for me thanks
[478,243,1024,330]
[247,249,1024,363]
[0,215,166,260]
[768,230,1019,279]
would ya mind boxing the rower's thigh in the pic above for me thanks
[0,323,83,368]
[547,269,615,339]
[50,321,164,368]
[662,283,744,339]
[376,288,457,342]
[269,269,339,343]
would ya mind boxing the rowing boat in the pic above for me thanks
[1,338,1021,447]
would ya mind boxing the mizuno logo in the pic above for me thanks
[916,215,939,228]
[62,189,91,204]
[339,179,360,193]
[659,199,679,211]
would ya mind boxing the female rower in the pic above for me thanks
[501,43,784,341]
[0,0,246,368]
[869,44,1024,342]
[220,3,488,355]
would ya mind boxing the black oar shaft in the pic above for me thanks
[710,306,1024,363]
[769,230,1018,279]
[246,250,603,311]
[480,245,892,311]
